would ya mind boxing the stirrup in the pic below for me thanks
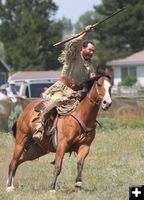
[33,131,43,142]
[33,126,44,142]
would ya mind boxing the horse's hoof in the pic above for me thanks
[50,189,56,193]
[75,181,83,189]
[6,186,15,192]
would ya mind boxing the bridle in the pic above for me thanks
[69,78,106,134]
[86,78,104,106]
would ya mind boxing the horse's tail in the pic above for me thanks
[12,122,17,138]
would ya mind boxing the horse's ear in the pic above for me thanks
[95,66,104,76]
[95,66,99,76]
[96,66,112,77]
[104,67,113,77]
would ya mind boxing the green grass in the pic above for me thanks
[126,120,144,128]
[0,127,144,200]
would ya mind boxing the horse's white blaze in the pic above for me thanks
[102,80,112,109]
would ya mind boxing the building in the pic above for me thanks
[0,58,9,85]
[106,50,144,87]
[9,70,61,82]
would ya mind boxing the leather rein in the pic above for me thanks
[69,81,103,134]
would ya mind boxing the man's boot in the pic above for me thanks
[32,101,58,142]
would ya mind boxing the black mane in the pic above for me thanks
[84,75,111,91]
[78,75,111,101]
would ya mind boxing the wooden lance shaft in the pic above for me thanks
[53,7,125,47]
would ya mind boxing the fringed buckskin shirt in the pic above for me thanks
[59,34,95,89]
[43,33,95,106]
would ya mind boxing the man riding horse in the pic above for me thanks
[6,9,122,192]
[32,25,96,142]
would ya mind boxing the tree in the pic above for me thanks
[92,0,144,64]
[75,0,144,65]
[61,17,73,40]
[0,42,5,60]
[0,0,63,72]
[75,11,101,69]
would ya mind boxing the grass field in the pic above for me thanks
[0,127,144,200]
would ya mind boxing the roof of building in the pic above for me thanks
[107,50,144,66]
[9,70,61,82]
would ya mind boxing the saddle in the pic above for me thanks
[34,99,79,136]
[34,101,45,112]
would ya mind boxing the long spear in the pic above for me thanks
[53,7,125,47]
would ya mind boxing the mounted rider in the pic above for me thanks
[32,25,96,142]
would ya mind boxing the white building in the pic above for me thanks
[107,50,144,87]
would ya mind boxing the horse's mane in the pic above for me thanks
[84,74,111,92]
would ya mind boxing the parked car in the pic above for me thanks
[19,78,58,99]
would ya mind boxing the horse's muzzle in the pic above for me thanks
[101,100,112,110]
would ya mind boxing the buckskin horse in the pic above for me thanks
[6,75,112,192]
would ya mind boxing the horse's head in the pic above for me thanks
[89,76,112,110]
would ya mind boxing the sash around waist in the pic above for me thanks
[60,77,82,91]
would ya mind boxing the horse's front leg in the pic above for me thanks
[75,144,90,189]
[50,140,68,192]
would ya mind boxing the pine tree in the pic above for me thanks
[75,0,144,65]
[0,0,63,71]
[93,0,144,64]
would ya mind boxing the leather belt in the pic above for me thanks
[60,77,81,91]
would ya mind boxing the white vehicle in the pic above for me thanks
[19,78,58,99]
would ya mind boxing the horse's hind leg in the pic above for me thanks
[6,136,28,192]
[75,145,90,189]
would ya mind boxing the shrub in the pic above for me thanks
[127,120,144,128]
[121,75,137,86]
[97,118,118,130]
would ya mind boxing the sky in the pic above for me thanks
[54,0,102,24]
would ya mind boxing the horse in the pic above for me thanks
[0,96,30,132]
[6,75,112,192]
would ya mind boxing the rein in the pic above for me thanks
[69,79,104,133]
[70,112,95,133]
